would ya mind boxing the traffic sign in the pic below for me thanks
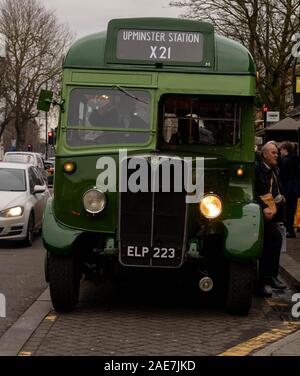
[266,111,280,122]
[296,77,300,93]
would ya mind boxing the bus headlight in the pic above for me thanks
[199,195,222,219]
[83,189,107,214]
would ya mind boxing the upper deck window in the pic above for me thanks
[161,96,241,146]
[66,88,151,147]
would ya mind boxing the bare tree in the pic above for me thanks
[0,55,14,141]
[0,0,72,150]
[170,0,300,116]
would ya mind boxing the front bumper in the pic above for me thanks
[43,195,263,263]
[0,216,27,240]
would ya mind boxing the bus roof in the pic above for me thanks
[63,18,255,75]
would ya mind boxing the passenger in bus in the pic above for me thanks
[163,113,178,143]
[177,114,199,144]
[255,141,286,297]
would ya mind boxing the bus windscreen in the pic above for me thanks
[66,88,151,147]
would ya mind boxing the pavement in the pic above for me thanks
[0,230,300,356]
[253,231,300,356]
[0,236,47,338]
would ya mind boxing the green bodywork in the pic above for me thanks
[42,18,263,263]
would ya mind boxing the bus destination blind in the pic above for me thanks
[116,29,204,63]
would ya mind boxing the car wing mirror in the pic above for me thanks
[33,185,46,194]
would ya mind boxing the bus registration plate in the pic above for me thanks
[127,246,176,259]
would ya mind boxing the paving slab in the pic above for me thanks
[0,288,51,356]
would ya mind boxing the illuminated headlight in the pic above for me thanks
[83,189,107,214]
[0,206,24,218]
[199,195,222,219]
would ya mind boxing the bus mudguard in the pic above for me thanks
[222,202,263,262]
[42,198,83,256]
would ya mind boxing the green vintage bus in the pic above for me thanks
[38,18,263,315]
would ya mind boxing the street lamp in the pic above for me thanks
[44,82,49,160]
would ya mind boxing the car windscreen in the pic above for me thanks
[0,168,26,191]
[4,153,34,164]
[66,88,151,147]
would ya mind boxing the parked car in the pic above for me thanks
[0,162,50,246]
[44,159,55,186]
[3,152,48,184]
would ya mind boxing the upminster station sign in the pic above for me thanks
[116,29,204,63]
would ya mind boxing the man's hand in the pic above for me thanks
[263,207,274,221]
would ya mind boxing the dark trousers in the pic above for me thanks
[258,221,282,285]
[285,194,297,233]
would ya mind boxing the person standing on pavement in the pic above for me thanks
[255,141,286,297]
[279,141,299,238]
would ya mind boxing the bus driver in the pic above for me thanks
[89,94,147,129]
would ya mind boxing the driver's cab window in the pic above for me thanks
[161,96,241,146]
[68,88,150,129]
[66,88,151,147]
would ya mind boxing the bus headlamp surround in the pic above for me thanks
[199,194,222,219]
[83,189,107,214]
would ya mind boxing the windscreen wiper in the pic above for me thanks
[114,85,149,105]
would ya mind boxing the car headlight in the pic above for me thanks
[199,195,222,219]
[0,206,24,218]
[83,189,107,214]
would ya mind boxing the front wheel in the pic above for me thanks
[226,262,253,315]
[48,253,80,312]
[23,212,34,247]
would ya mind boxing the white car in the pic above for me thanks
[3,151,48,184]
[0,162,50,246]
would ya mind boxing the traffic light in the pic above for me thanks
[48,130,54,145]
[27,144,32,151]
[263,104,269,128]
[263,104,269,113]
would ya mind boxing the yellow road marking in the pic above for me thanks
[17,314,58,357]
[265,298,289,307]
[18,351,32,356]
[219,322,300,356]
[45,314,57,322]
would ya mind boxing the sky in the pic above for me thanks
[41,0,183,39]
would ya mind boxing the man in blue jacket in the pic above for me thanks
[279,141,299,238]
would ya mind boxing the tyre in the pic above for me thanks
[23,212,34,247]
[44,251,49,283]
[48,253,80,312]
[226,261,253,315]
